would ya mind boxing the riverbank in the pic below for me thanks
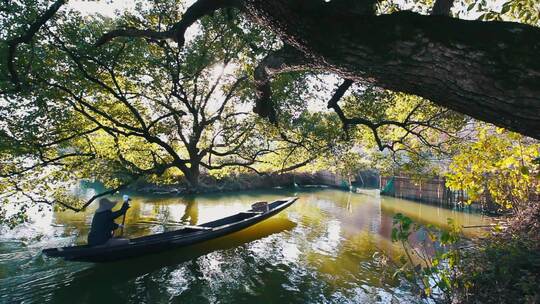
[128,171,356,195]
[387,200,539,303]
[455,201,540,303]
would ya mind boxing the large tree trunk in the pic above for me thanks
[187,166,200,189]
[243,0,540,139]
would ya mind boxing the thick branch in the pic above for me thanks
[95,28,174,47]
[244,1,540,139]
[432,0,455,16]
[276,155,318,174]
[95,0,242,47]
[253,44,311,123]
[206,76,247,124]
[326,79,353,117]
[5,0,66,86]
[326,79,455,151]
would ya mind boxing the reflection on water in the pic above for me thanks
[0,189,489,303]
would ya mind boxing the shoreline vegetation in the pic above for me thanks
[388,201,540,304]
[97,171,374,196]
[387,171,539,303]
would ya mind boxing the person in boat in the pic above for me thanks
[87,197,131,247]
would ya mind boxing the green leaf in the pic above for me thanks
[391,227,398,242]
[520,166,530,175]
[501,3,512,14]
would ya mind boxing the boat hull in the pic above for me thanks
[42,197,297,262]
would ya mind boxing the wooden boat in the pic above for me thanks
[43,197,298,262]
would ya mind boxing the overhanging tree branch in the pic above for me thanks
[95,0,242,47]
[252,44,311,123]
[243,0,540,139]
[432,0,455,16]
[326,79,459,152]
[5,0,66,87]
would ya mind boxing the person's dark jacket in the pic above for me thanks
[88,203,129,246]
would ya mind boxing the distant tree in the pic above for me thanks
[0,5,321,218]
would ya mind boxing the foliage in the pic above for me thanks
[459,201,540,303]
[344,88,467,178]
[377,0,540,27]
[457,233,540,303]
[461,0,540,26]
[0,1,327,223]
[259,111,349,173]
[322,150,368,184]
[390,209,540,304]
[390,213,463,303]
[446,125,540,211]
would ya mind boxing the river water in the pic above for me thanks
[0,188,488,303]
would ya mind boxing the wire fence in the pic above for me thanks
[379,176,466,206]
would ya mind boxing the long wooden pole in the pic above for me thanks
[120,212,127,237]
[120,195,130,237]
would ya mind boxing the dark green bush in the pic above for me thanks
[457,237,540,303]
